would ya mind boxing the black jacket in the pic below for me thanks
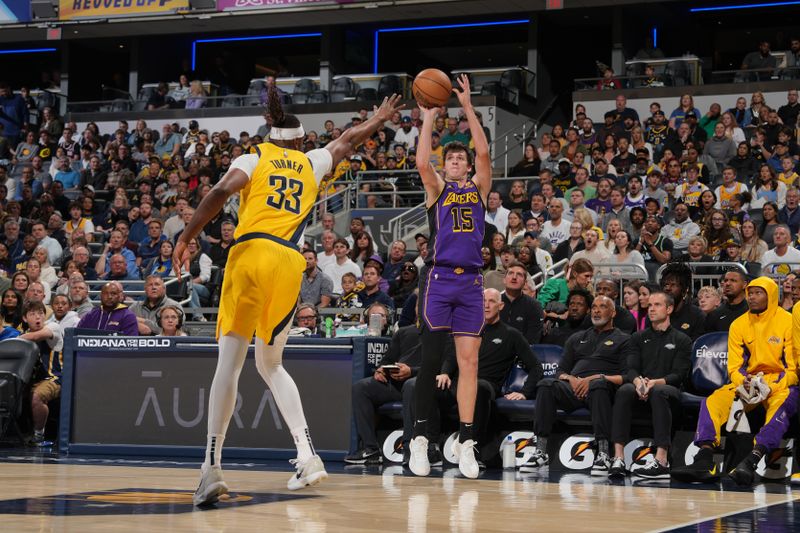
[626,326,692,388]
[443,320,542,399]
[501,292,544,344]
[557,327,632,379]
[704,299,749,333]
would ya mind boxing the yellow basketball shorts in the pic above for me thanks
[216,238,305,345]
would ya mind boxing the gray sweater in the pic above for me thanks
[704,135,737,168]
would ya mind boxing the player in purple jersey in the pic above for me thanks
[409,74,492,479]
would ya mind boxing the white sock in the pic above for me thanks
[203,333,249,469]
[255,335,315,462]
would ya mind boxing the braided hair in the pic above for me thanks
[266,84,301,130]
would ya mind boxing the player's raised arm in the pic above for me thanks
[453,74,491,201]
[415,106,444,206]
[173,167,249,277]
[324,95,405,165]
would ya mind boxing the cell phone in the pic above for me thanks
[381,364,401,372]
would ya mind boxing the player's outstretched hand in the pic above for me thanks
[373,94,405,123]
[452,74,472,109]
[172,240,191,279]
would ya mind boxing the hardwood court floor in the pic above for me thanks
[0,460,798,532]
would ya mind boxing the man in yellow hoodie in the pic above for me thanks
[672,276,798,485]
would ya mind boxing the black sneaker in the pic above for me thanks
[671,447,720,483]
[519,448,549,472]
[633,459,670,480]
[591,451,611,476]
[344,448,382,465]
[608,457,627,479]
[728,453,759,486]
[428,443,443,467]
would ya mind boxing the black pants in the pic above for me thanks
[534,378,615,441]
[351,376,407,450]
[611,382,681,448]
[402,377,495,445]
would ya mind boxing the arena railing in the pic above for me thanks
[591,263,649,303]
[709,66,800,84]
[532,258,569,291]
[655,262,748,294]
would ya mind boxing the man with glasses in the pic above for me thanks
[293,304,321,335]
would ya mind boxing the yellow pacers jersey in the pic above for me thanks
[235,142,319,245]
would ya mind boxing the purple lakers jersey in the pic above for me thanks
[427,180,485,268]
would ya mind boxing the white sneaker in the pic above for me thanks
[193,465,229,506]
[452,439,479,479]
[287,455,328,491]
[519,448,549,472]
[409,436,430,477]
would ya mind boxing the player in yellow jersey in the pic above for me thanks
[175,86,403,506]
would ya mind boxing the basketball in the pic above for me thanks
[412,68,452,108]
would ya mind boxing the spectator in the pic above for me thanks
[668,94,701,130]
[778,89,799,128]
[95,229,138,278]
[322,238,361,294]
[393,116,419,148]
[69,279,93,317]
[599,187,633,236]
[609,290,691,480]
[300,250,333,308]
[70,246,97,281]
[635,214,673,279]
[11,271,29,294]
[209,220,235,268]
[594,278,637,334]
[597,67,621,91]
[156,305,187,337]
[22,300,63,446]
[77,281,138,334]
[541,288,593,345]
[761,225,800,276]
[48,293,80,330]
[30,221,62,266]
[64,201,95,238]
[440,117,469,146]
[388,261,418,310]
[185,80,207,110]
[608,229,645,273]
[501,261,544,344]
[143,240,175,278]
[658,262,705,340]
[520,295,631,474]
[356,264,394,311]
[553,221,584,263]
[0,288,22,329]
[661,202,700,252]
[155,123,182,157]
[485,191,510,235]
[25,282,52,318]
[183,237,213,321]
[510,144,541,177]
[129,275,183,335]
[704,270,749,332]
[697,285,722,315]
[541,199,572,247]
[316,230,337,271]
[32,246,57,289]
[704,123,737,169]
[538,258,594,306]
[138,219,167,263]
[740,40,778,80]
[147,82,170,110]
[0,83,27,144]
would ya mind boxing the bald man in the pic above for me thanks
[76,281,139,335]
[520,295,634,476]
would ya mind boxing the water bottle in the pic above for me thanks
[368,313,382,336]
[324,317,334,338]
[502,435,516,469]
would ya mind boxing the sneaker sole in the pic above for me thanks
[590,469,609,476]
[288,470,328,491]
[343,458,369,464]
[409,460,431,476]
[193,481,229,507]
[633,473,671,480]
[458,460,479,479]
[608,471,627,479]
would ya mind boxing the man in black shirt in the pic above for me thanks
[501,261,544,343]
[704,270,749,332]
[542,289,593,346]
[659,262,706,340]
[401,289,541,457]
[635,214,673,281]
[346,325,430,464]
[209,221,235,268]
[521,295,632,475]
[595,279,637,334]
[609,290,692,480]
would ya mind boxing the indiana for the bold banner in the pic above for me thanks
[59,0,189,21]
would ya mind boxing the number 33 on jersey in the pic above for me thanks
[232,143,332,245]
